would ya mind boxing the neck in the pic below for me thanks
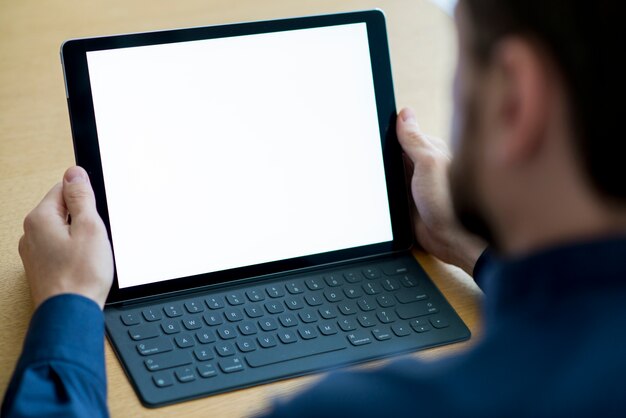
[492,135,626,256]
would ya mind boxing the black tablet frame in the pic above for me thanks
[61,9,413,305]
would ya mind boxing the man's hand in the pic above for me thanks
[19,166,114,309]
[397,108,487,275]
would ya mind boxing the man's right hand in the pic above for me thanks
[397,107,487,276]
[18,166,114,309]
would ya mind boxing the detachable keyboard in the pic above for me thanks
[104,254,470,407]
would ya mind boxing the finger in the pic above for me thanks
[396,108,431,164]
[62,166,98,224]
[27,183,67,229]
[397,108,452,161]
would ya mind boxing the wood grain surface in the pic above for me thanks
[0,1,483,416]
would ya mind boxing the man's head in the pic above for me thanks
[449,0,626,254]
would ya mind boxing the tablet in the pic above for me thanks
[60,11,471,407]
[61,9,412,304]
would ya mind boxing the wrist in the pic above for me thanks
[452,233,488,276]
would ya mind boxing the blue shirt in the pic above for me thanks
[3,237,626,417]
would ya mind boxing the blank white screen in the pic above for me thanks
[87,23,393,289]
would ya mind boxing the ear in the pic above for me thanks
[491,37,552,166]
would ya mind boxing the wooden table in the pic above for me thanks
[0,0,483,416]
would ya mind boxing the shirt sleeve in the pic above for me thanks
[1,294,109,418]
[472,247,493,290]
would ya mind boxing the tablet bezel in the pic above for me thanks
[61,10,414,305]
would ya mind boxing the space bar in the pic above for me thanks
[246,338,347,368]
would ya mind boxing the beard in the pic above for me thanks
[449,81,496,247]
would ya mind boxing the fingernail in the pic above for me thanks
[400,108,417,123]
[64,167,87,183]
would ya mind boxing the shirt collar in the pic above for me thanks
[477,235,626,317]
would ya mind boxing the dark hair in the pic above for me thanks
[463,0,626,201]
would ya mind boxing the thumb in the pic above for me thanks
[397,107,429,164]
[63,166,97,222]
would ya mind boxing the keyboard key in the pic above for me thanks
[305,278,324,290]
[410,318,432,333]
[203,313,224,326]
[265,301,284,314]
[174,334,195,348]
[185,300,204,313]
[304,293,324,306]
[224,308,244,322]
[362,267,381,279]
[137,338,173,356]
[338,302,357,315]
[319,306,337,319]
[400,275,418,288]
[215,342,236,357]
[324,274,343,287]
[338,318,357,331]
[197,363,217,378]
[278,330,298,344]
[257,334,278,348]
[429,316,449,329]
[128,324,159,341]
[246,289,265,302]
[226,292,245,306]
[357,314,376,327]
[324,289,343,303]
[318,322,338,335]
[196,330,216,344]
[175,366,196,383]
[205,296,224,310]
[183,317,203,330]
[362,282,382,295]
[343,286,362,299]
[279,313,298,327]
[246,338,346,367]
[245,304,264,318]
[258,317,279,331]
[382,264,409,275]
[396,289,428,304]
[396,301,438,319]
[194,347,214,361]
[153,372,174,388]
[142,308,162,322]
[238,321,258,335]
[237,338,256,352]
[376,295,396,308]
[357,297,376,311]
[343,271,363,283]
[217,325,237,340]
[298,326,318,340]
[372,327,392,341]
[298,310,318,323]
[392,323,411,337]
[284,296,304,310]
[144,351,192,371]
[286,281,304,294]
[265,284,284,298]
[219,356,244,373]
[381,278,400,291]
[347,331,372,346]
[120,312,141,326]
[161,320,181,335]
[376,310,396,324]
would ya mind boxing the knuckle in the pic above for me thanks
[66,184,92,201]
[22,210,38,232]
[76,214,104,235]
[18,235,26,257]
[402,127,425,145]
